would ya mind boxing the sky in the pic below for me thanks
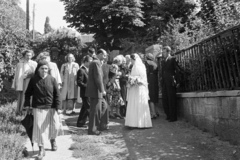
[19,0,70,34]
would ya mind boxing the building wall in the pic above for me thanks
[159,90,240,145]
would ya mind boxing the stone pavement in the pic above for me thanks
[24,109,81,160]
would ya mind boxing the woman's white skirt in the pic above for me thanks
[32,108,63,146]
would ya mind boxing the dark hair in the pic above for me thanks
[22,49,34,57]
[163,46,171,52]
[83,55,92,63]
[130,54,136,60]
[88,48,95,54]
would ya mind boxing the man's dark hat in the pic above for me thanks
[50,47,59,52]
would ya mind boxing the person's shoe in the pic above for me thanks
[37,146,45,160]
[50,139,57,151]
[114,113,124,119]
[99,125,109,131]
[70,111,76,115]
[151,115,157,119]
[109,113,116,119]
[88,131,101,135]
[22,147,29,157]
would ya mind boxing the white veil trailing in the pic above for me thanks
[130,53,148,86]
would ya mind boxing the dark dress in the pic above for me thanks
[145,60,159,103]
[119,64,131,116]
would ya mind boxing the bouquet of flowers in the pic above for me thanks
[127,76,144,88]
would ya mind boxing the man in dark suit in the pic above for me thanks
[162,46,179,122]
[76,55,92,127]
[85,49,108,135]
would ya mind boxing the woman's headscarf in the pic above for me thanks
[34,60,50,75]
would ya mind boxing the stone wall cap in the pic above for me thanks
[159,90,240,98]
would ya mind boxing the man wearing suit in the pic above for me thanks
[162,46,179,122]
[76,55,92,127]
[85,49,107,135]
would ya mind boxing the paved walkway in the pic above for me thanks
[24,110,80,160]
[24,108,240,160]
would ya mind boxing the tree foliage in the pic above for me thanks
[0,0,26,30]
[160,0,240,52]
[0,0,31,94]
[61,0,196,51]
[61,0,147,50]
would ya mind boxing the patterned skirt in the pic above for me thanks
[32,108,63,146]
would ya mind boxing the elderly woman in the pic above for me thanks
[12,49,37,114]
[24,60,61,159]
[36,51,62,88]
[60,53,79,114]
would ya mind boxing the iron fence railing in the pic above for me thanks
[175,25,240,92]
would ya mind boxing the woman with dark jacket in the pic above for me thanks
[145,53,159,119]
[24,60,61,160]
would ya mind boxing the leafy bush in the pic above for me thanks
[0,133,25,160]
[32,27,85,68]
[0,103,26,160]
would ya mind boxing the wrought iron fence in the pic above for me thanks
[175,25,240,92]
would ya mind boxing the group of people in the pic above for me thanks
[11,45,179,159]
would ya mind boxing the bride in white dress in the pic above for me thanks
[125,53,152,128]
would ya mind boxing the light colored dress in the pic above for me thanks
[60,62,79,100]
[12,59,37,113]
[125,54,152,128]
[49,61,62,88]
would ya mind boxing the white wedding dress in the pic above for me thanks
[125,54,152,128]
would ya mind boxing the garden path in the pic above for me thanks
[24,106,240,160]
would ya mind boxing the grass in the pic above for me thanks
[69,124,129,160]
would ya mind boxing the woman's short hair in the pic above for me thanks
[113,55,124,64]
[65,53,76,62]
[36,51,50,62]
[22,49,34,57]
[83,55,92,63]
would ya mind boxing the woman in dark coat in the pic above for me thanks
[24,60,61,159]
[145,53,159,119]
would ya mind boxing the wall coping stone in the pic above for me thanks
[159,90,240,98]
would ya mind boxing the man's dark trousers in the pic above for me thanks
[162,79,177,121]
[88,98,102,134]
[77,97,90,126]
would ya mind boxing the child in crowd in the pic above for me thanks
[106,64,124,119]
